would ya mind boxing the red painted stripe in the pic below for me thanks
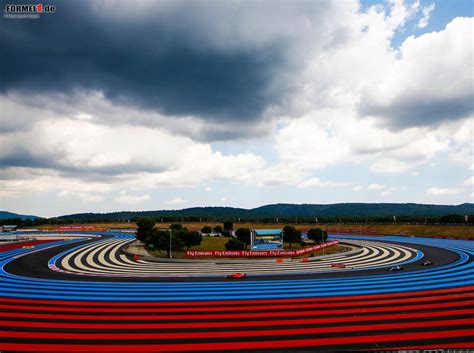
[0,317,471,340]
[1,291,471,314]
[0,328,472,351]
[0,285,472,307]
[0,308,470,330]
[0,240,56,252]
[394,342,474,349]
[1,299,473,321]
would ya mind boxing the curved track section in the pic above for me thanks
[53,236,420,277]
[0,233,473,351]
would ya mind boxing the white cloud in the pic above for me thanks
[370,158,410,173]
[0,169,112,199]
[58,190,105,203]
[0,115,268,195]
[381,187,397,196]
[464,177,474,186]
[115,194,151,205]
[368,183,386,190]
[352,185,363,191]
[360,17,474,128]
[416,3,435,29]
[275,113,351,171]
[427,187,463,196]
[273,109,450,180]
[298,177,349,188]
[241,164,304,187]
[165,197,189,205]
[205,186,212,192]
[411,172,420,176]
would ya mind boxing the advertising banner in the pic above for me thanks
[186,240,339,257]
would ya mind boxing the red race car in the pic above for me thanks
[331,263,346,268]
[224,272,247,279]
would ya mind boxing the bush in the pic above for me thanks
[221,231,231,237]
[225,238,245,250]
[307,228,324,243]
[201,225,212,234]
[213,225,223,233]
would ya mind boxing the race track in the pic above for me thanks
[0,232,473,351]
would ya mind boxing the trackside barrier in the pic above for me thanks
[0,240,57,252]
[328,230,473,241]
[186,240,338,258]
[46,226,108,232]
[328,231,385,237]
[326,228,380,234]
[431,236,474,241]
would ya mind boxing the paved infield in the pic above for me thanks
[0,232,473,351]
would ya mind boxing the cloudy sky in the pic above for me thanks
[0,0,473,217]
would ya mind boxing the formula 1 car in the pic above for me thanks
[388,265,404,272]
[224,272,247,279]
[331,263,346,268]
[421,260,433,266]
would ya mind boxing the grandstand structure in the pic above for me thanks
[250,229,283,250]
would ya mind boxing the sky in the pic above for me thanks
[0,0,473,218]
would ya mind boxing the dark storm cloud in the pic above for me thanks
[0,146,168,178]
[360,93,474,128]
[0,1,293,123]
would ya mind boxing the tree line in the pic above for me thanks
[4,213,471,228]
[134,219,329,254]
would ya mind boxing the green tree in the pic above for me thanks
[235,228,251,249]
[170,223,183,230]
[201,225,212,234]
[283,225,301,249]
[145,230,184,258]
[135,218,155,243]
[439,214,465,224]
[213,225,223,233]
[225,238,245,250]
[322,230,328,243]
[144,230,168,253]
[223,221,234,232]
[179,230,203,251]
[307,228,324,244]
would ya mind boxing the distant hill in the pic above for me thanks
[0,211,39,220]
[57,203,474,221]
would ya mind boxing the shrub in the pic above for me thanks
[225,238,245,250]
[201,225,212,234]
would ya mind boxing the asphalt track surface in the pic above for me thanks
[0,232,473,351]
